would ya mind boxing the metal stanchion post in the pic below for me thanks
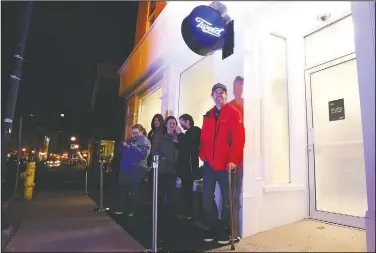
[145,155,160,253]
[13,117,22,197]
[80,165,89,195]
[92,160,109,212]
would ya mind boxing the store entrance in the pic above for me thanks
[305,53,367,229]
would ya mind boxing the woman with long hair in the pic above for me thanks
[155,115,183,243]
[147,113,165,155]
[114,124,151,217]
[145,114,166,203]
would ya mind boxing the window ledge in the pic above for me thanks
[263,184,306,193]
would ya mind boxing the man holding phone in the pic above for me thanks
[199,83,245,245]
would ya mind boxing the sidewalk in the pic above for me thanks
[209,220,366,252]
[4,190,145,252]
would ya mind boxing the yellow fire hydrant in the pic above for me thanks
[20,161,36,200]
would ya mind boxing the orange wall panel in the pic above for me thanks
[134,2,148,46]
[134,1,167,46]
[155,2,167,18]
[119,1,167,97]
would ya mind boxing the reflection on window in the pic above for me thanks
[139,88,162,134]
[148,1,156,27]
[263,34,291,184]
[148,14,155,27]
[178,55,215,167]
[149,1,156,14]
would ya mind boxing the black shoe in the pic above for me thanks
[203,230,215,243]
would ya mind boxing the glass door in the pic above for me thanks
[305,53,367,228]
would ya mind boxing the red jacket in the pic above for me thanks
[229,99,244,121]
[199,103,245,170]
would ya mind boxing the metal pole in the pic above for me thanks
[228,170,235,251]
[13,117,23,196]
[85,169,88,193]
[2,1,34,182]
[80,166,88,195]
[92,160,109,212]
[145,155,159,252]
[100,161,104,208]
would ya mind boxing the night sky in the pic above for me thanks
[1,1,138,147]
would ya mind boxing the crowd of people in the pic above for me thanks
[113,78,245,246]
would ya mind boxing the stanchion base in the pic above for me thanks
[92,207,110,212]
[144,248,164,252]
[80,192,89,195]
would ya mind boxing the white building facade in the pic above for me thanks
[118,1,375,251]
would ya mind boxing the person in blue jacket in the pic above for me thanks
[114,124,151,217]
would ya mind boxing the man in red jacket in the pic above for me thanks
[199,83,245,245]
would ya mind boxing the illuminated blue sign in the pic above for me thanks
[181,5,228,56]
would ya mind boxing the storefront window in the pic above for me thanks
[178,55,215,131]
[263,34,291,184]
[139,88,163,134]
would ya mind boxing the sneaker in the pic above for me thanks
[186,216,192,220]
[217,230,231,245]
[128,212,134,217]
[114,211,123,215]
[203,230,215,243]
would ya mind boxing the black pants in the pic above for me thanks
[116,170,146,213]
[116,183,139,213]
[202,163,230,232]
[157,174,176,215]
[182,177,194,217]
[157,174,176,240]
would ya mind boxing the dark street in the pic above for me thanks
[35,163,87,192]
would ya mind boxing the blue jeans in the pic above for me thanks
[202,162,230,231]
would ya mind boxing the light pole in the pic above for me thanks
[71,136,76,142]
[2,0,34,183]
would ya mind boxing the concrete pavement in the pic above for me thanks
[4,164,144,252]
[4,190,144,252]
[209,220,366,252]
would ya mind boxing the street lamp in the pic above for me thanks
[74,144,79,149]
[22,148,26,152]
[71,136,76,141]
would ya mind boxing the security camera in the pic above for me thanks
[317,13,331,22]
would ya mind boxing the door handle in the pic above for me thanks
[307,145,314,152]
